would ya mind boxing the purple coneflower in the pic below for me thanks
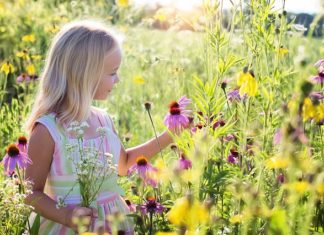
[164,96,191,131]
[227,149,239,164]
[128,156,157,187]
[273,129,283,145]
[314,59,324,68]
[125,199,137,212]
[309,91,324,101]
[16,73,31,83]
[140,197,165,215]
[1,144,32,175]
[227,89,241,102]
[17,136,28,153]
[178,154,192,170]
[311,70,324,84]
[224,134,235,142]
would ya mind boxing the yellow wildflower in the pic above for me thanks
[168,197,209,230]
[302,98,316,121]
[154,10,167,22]
[292,181,310,194]
[45,25,60,34]
[133,75,145,85]
[266,157,289,169]
[26,64,36,75]
[316,183,324,196]
[16,50,30,60]
[237,70,258,97]
[22,34,35,42]
[278,47,289,56]
[116,0,129,7]
[31,55,42,61]
[314,103,324,122]
[1,62,15,75]
[229,214,244,224]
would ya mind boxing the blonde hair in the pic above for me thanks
[25,20,118,133]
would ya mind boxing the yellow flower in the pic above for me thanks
[168,197,209,230]
[26,64,36,75]
[1,62,15,75]
[16,50,30,60]
[278,47,289,56]
[316,183,324,196]
[133,75,145,85]
[22,34,35,42]
[292,181,310,194]
[31,55,42,61]
[302,98,316,121]
[154,11,167,22]
[116,0,129,7]
[314,103,324,122]
[266,157,289,169]
[229,214,244,224]
[237,71,258,97]
[45,25,60,34]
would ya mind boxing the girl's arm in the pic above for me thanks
[118,130,173,176]
[25,124,95,230]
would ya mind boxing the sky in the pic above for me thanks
[133,0,323,14]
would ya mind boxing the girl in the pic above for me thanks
[24,20,174,234]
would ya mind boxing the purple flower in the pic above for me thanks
[311,70,324,84]
[1,144,32,175]
[16,73,31,83]
[140,197,165,215]
[310,91,324,101]
[227,149,239,164]
[213,119,225,129]
[277,173,285,184]
[164,96,191,131]
[273,129,283,145]
[224,134,235,142]
[314,59,324,67]
[178,154,192,170]
[17,136,28,153]
[128,156,158,187]
[227,89,242,102]
[125,199,137,212]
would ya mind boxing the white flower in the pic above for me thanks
[292,24,307,32]
[96,127,107,136]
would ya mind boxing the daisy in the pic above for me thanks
[164,96,191,131]
[1,144,32,175]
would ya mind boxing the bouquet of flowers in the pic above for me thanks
[59,121,117,208]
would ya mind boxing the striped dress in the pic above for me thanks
[33,108,133,234]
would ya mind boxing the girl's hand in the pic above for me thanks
[65,206,98,232]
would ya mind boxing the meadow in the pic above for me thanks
[0,0,323,234]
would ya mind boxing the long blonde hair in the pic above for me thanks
[25,20,118,133]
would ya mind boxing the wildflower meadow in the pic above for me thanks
[0,0,324,234]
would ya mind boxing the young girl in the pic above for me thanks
[24,20,174,234]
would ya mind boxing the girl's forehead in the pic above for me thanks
[103,47,122,71]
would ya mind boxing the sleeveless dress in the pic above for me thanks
[33,108,134,234]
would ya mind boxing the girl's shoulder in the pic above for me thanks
[91,106,114,129]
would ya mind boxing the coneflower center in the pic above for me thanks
[18,136,27,145]
[7,144,20,157]
[137,157,148,166]
[319,71,324,78]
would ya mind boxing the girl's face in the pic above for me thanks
[94,47,122,100]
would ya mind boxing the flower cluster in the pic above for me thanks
[61,121,117,207]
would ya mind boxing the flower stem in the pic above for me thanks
[146,108,163,159]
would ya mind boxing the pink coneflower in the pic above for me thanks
[16,73,31,83]
[17,136,28,153]
[227,149,239,164]
[311,70,324,84]
[178,154,192,170]
[140,197,165,215]
[164,96,191,131]
[314,59,324,68]
[309,91,324,101]
[273,129,283,145]
[128,156,157,187]
[125,199,137,213]
[1,144,32,175]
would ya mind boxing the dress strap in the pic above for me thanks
[35,113,62,144]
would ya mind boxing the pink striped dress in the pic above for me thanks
[33,108,134,234]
